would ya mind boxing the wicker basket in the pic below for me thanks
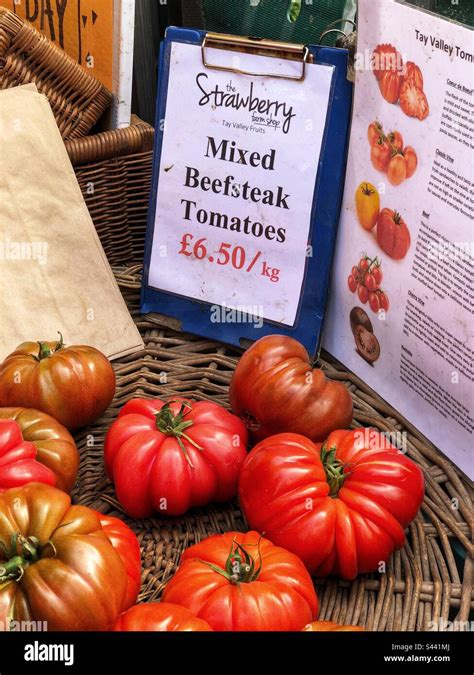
[66,117,154,265]
[68,124,472,632]
[71,273,473,631]
[0,6,111,139]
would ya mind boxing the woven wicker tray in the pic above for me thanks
[72,265,473,632]
[0,7,111,139]
[67,117,154,265]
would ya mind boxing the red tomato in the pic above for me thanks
[379,70,401,103]
[364,272,377,292]
[370,136,392,172]
[378,291,390,312]
[115,603,212,632]
[96,513,141,611]
[0,419,56,491]
[387,130,403,151]
[162,531,318,631]
[0,408,78,493]
[399,81,429,120]
[403,146,418,178]
[377,208,411,260]
[403,61,423,89]
[372,44,399,80]
[359,258,370,271]
[0,483,130,630]
[104,397,248,518]
[229,335,353,443]
[303,621,365,632]
[238,431,424,579]
[367,120,383,145]
[357,284,368,304]
[372,264,383,286]
[348,274,357,293]
[369,292,380,313]
[386,154,407,186]
[0,334,115,431]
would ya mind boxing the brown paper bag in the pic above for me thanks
[0,85,144,360]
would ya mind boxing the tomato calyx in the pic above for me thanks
[365,255,381,273]
[200,539,263,585]
[390,147,404,158]
[393,211,402,225]
[360,182,376,197]
[352,255,381,286]
[241,409,260,432]
[155,401,203,468]
[321,445,350,497]
[0,533,55,583]
[36,331,65,361]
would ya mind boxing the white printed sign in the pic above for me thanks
[324,0,473,478]
[148,43,333,326]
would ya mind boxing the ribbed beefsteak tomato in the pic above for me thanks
[403,61,423,89]
[0,334,115,431]
[115,603,212,632]
[239,431,424,579]
[372,43,399,80]
[104,398,248,518]
[0,419,56,491]
[399,80,429,120]
[0,407,78,492]
[379,70,401,103]
[95,512,141,611]
[0,483,134,630]
[229,335,353,442]
[376,208,411,260]
[162,531,318,631]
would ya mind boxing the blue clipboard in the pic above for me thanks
[141,27,352,355]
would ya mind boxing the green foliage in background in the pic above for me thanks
[407,0,473,27]
[202,0,473,44]
[202,0,347,45]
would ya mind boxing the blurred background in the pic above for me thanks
[133,0,473,125]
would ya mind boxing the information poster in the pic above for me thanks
[324,0,474,478]
[324,0,473,478]
[147,43,333,327]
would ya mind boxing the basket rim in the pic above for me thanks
[66,118,155,166]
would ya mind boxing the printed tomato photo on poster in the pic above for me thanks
[367,119,418,185]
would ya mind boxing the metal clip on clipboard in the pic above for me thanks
[201,32,311,81]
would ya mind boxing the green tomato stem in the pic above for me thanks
[321,445,349,497]
[155,401,203,469]
[0,534,43,583]
[199,538,263,585]
[36,331,64,360]
[0,555,25,580]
